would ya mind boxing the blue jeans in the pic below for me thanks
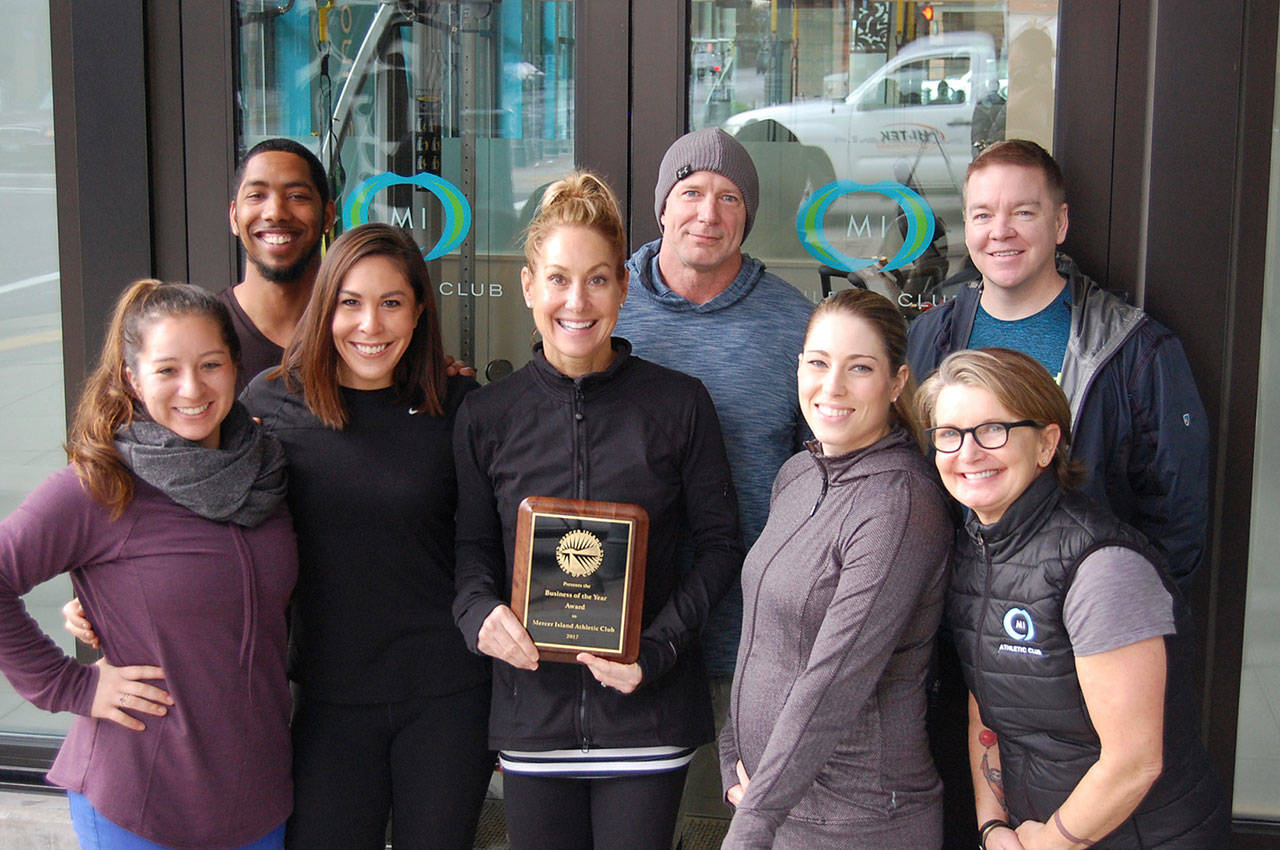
[68,792,285,850]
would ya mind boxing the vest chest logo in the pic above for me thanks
[998,607,1044,658]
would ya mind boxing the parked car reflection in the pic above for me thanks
[0,93,54,171]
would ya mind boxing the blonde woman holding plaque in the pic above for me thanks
[452,171,744,850]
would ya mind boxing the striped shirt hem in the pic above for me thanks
[499,745,695,778]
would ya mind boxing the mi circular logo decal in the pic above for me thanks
[1002,607,1036,642]
[556,529,604,578]
[796,180,936,273]
[343,172,472,260]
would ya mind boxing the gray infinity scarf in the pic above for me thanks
[114,402,287,527]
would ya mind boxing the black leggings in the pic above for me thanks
[927,638,978,850]
[502,767,688,850]
[285,683,494,850]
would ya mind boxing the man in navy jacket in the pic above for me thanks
[907,138,1209,850]
[907,140,1207,593]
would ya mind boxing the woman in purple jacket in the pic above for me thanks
[0,280,297,849]
[66,227,494,849]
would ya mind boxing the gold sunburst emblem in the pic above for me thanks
[556,529,603,577]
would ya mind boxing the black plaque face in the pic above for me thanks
[519,513,635,656]
[511,497,648,664]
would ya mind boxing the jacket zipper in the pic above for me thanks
[573,383,590,750]
[579,667,591,752]
[573,386,587,501]
[809,464,830,517]
[975,533,991,708]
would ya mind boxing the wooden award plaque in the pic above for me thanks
[511,496,648,664]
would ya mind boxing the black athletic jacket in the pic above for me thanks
[452,340,744,751]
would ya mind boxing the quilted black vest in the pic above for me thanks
[947,473,1225,848]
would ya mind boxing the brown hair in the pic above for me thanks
[523,172,627,278]
[281,223,445,428]
[66,279,240,516]
[964,138,1066,207]
[915,347,1086,491]
[805,288,922,448]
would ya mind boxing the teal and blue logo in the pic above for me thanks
[796,180,935,273]
[343,172,472,260]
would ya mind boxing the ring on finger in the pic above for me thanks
[118,695,126,706]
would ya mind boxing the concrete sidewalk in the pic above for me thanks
[0,787,730,849]
[0,788,76,849]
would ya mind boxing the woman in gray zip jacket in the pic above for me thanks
[721,289,952,849]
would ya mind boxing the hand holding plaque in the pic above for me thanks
[511,497,648,664]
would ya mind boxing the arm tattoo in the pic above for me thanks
[979,727,1007,814]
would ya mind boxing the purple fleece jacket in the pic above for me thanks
[0,467,297,848]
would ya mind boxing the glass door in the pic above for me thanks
[0,0,72,746]
[236,0,577,381]
[684,0,1058,315]
[1234,39,1280,823]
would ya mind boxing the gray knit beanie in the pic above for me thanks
[653,127,759,240]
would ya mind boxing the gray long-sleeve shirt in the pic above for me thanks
[720,428,952,848]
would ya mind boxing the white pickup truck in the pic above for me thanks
[724,32,1005,197]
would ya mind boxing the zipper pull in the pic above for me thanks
[809,467,829,517]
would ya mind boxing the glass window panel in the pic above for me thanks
[691,0,1058,316]
[1234,39,1280,823]
[236,0,575,382]
[0,0,72,737]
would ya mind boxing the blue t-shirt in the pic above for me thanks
[967,284,1071,380]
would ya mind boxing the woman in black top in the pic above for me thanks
[452,172,743,850]
[240,223,492,850]
[255,223,492,849]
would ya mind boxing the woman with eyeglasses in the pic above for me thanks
[720,289,952,848]
[916,348,1226,850]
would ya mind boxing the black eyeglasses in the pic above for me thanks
[926,420,1042,453]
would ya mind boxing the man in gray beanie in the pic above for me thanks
[648,127,761,302]
[615,127,815,837]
